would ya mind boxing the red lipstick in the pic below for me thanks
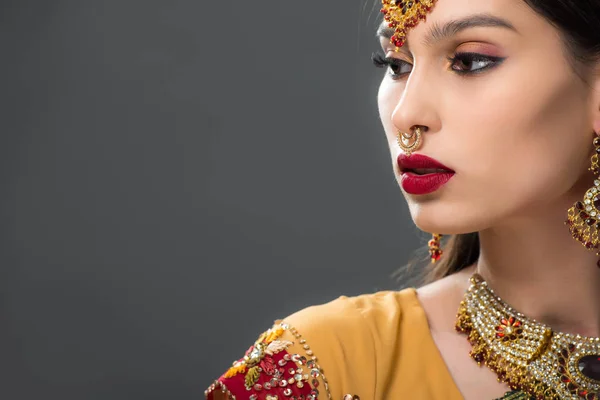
[397,154,455,195]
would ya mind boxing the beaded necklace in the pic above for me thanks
[456,274,600,400]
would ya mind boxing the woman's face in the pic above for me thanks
[377,0,600,234]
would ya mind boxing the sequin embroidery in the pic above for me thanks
[205,321,333,400]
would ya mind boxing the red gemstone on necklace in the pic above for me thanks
[581,211,590,219]
[568,382,578,392]
[559,357,566,366]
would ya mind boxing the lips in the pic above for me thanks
[397,154,455,195]
[410,168,451,175]
[397,154,454,175]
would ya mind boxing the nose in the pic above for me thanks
[391,68,440,138]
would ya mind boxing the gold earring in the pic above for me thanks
[566,135,600,267]
[397,126,423,156]
[428,233,443,263]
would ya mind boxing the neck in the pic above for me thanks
[475,185,600,338]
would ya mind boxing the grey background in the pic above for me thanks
[1,1,425,399]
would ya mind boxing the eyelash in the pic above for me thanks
[371,51,505,79]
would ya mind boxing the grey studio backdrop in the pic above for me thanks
[1,1,426,399]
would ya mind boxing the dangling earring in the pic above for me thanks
[397,126,423,156]
[566,135,600,267]
[428,233,443,263]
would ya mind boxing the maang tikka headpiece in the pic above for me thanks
[380,0,437,49]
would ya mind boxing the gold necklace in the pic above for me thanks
[455,274,600,400]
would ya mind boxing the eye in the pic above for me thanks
[448,52,505,75]
[371,52,412,79]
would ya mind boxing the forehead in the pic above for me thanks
[424,0,528,19]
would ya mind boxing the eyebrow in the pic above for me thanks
[376,13,517,47]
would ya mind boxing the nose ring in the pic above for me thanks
[396,127,423,156]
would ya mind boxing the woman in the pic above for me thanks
[205,0,600,398]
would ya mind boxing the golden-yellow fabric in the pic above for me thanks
[205,289,465,400]
[283,289,463,399]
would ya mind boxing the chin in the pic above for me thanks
[409,205,484,235]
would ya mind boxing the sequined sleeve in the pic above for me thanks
[204,321,333,400]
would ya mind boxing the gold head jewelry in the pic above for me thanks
[396,126,423,155]
[565,135,600,268]
[380,0,437,49]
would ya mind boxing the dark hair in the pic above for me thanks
[424,0,600,283]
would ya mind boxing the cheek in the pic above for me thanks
[445,74,590,221]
